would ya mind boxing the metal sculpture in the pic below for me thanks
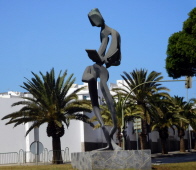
[82,8,121,150]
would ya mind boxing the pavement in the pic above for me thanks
[151,150,196,164]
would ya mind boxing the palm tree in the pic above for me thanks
[150,96,184,154]
[119,69,169,149]
[1,68,93,164]
[170,96,194,152]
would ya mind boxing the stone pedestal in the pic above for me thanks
[71,150,151,170]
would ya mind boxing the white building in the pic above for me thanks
[0,81,192,161]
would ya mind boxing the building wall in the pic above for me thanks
[0,97,26,153]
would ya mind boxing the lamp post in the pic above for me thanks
[188,125,192,152]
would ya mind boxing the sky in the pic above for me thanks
[0,0,196,101]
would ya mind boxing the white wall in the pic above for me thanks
[84,122,105,143]
[126,121,136,141]
[149,131,159,142]
[0,98,26,152]
[61,120,83,155]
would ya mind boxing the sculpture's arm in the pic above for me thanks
[103,30,121,68]
[98,33,109,62]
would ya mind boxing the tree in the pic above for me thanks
[166,8,196,78]
[170,96,194,152]
[1,68,93,164]
[120,69,169,149]
[150,96,183,154]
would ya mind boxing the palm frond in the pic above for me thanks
[2,68,93,138]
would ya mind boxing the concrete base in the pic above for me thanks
[71,150,151,170]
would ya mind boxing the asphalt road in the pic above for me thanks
[152,152,196,164]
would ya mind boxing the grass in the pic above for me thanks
[0,162,196,170]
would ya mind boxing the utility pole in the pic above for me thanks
[185,76,192,152]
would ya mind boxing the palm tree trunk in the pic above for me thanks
[139,132,147,149]
[159,128,169,154]
[52,136,63,164]
[179,136,185,152]
[178,128,185,152]
[117,127,122,147]
[161,138,168,154]
[194,139,196,150]
[193,132,196,150]
[139,119,148,149]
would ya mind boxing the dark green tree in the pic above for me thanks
[170,96,195,152]
[1,68,93,164]
[166,8,196,78]
[150,96,184,154]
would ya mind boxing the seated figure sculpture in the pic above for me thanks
[82,8,122,150]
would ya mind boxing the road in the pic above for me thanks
[152,152,196,164]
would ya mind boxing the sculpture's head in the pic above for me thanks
[88,8,105,27]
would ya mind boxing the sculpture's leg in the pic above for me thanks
[88,79,113,150]
[99,66,122,150]
[82,66,96,83]
[100,80,117,136]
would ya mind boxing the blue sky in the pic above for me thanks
[0,0,195,100]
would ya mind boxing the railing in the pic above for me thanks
[0,147,70,165]
[19,149,25,165]
[43,148,49,164]
[25,151,44,163]
[0,152,18,165]
[64,147,70,162]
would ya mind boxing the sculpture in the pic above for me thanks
[82,8,122,150]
